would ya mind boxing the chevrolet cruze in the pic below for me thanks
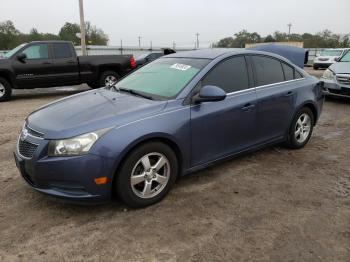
[14,49,324,207]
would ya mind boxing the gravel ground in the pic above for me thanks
[0,71,350,261]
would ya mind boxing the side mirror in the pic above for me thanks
[17,53,27,62]
[193,85,226,103]
[334,57,340,62]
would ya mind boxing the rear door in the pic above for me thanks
[50,42,80,85]
[250,55,299,143]
[190,56,257,166]
[12,43,54,88]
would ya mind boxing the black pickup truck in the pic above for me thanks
[0,41,136,101]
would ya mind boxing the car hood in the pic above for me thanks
[329,62,350,74]
[27,88,167,139]
[0,58,10,66]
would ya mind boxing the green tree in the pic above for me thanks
[58,22,81,45]
[0,20,20,49]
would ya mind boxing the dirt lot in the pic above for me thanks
[0,70,350,261]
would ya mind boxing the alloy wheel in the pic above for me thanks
[295,113,311,143]
[104,75,117,86]
[130,152,170,199]
[0,83,5,98]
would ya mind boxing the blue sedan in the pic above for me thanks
[14,49,324,207]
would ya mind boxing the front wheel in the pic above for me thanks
[286,107,314,149]
[115,142,178,208]
[0,77,12,102]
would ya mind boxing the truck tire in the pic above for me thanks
[0,77,12,102]
[99,71,120,87]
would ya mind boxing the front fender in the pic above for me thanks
[90,105,191,176]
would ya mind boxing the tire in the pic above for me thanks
[313,65,318,70]
[285,107,315,149]
[115,142,178,208]
[0,77,12,102]
[99,71,120,88]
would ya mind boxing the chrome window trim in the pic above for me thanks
[226,77,306,96]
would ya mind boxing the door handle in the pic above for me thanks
[284,91,294,97]
[241,103,255,111]
[42,62,52,65]
[67,60,76,64]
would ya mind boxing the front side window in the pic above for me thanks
[53,43,72,59]
[252,56,284,86]
[115,58,210,99]
[340,51,350,62]
[202,56,249,93]
[22,44,49,59]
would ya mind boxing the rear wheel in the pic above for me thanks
[313,65,319,70]
[99,71,120,88]
[286,107,314,149]
[0,77,12,102]
[115,142,178,208]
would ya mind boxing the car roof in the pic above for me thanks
[29,40,73,44]
[166,48,293,62]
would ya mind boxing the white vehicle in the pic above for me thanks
[313,48,349,70]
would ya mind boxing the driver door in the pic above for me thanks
[12,43,54,88]
[190,56,258,166]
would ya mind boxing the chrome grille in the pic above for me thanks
[18,140,38,159]
[337,74,350,85]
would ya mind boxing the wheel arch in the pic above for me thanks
[298,101,318,125]
[0,70,15,88]
[98,64,123,78]
[111,134,184,191]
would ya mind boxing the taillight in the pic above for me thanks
[130,57,136,68]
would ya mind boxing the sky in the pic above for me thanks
[0,0,349,48]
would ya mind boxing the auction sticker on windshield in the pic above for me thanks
[170,63,192,71]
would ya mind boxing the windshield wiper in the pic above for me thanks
[116,87,154,100]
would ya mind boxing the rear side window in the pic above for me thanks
[53,43,73,59]
[252,56,284,86]
[202,56,249,93]
[282,62,304,80]
[282,63,294,81]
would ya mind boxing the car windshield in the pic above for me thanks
[3,43,27,58]
[114,57,210,99]
[319,50,343,57]
[340,51,350,62]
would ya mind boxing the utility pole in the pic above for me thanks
[120,39,123,54]
[196,33,200,49]
[173,41,176,50]
[79,0,87,56]
[138,36,141,48]
[150,41,152,50]
[287,23,292,42]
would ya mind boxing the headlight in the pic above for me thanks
[322,69,334,80]
[48,128,111,156]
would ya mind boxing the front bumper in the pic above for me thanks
[14,141,116,204]
[322,78,350,98]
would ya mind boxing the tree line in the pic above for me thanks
[0,20,109,50]
[214,29,350,48]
